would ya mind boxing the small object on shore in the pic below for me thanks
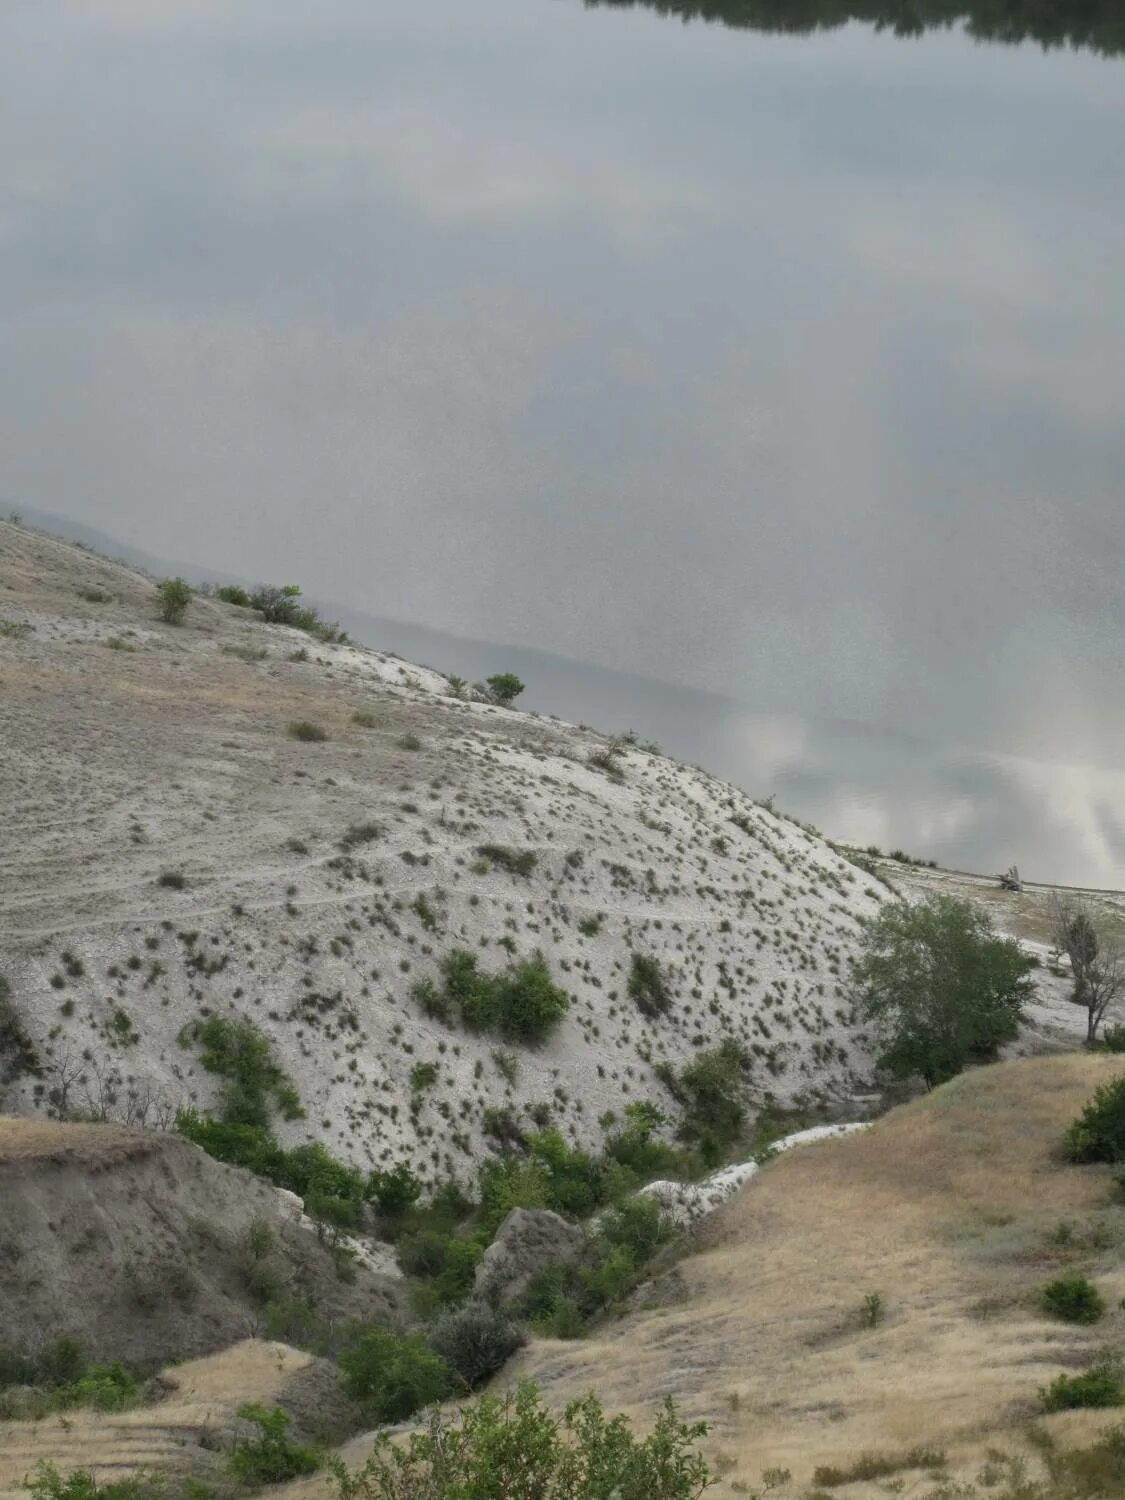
[998,865,1022,892]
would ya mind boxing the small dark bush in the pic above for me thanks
[628,953,672,1019]
[216,584,253,607]
[1041,1275,1105,1324]
[1102,1025,1125,1053]
[426,1301,526,1390]
[288,721,328,742]
[476,844,537,877]
[157,870,186,890]
[1064,1076,1125,1163]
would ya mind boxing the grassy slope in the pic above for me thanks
[500,1053,1125,1497]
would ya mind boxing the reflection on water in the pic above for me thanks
[585,0,1125,54]
[5,1,1123,889]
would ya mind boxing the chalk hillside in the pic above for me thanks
[0,519,886,1181]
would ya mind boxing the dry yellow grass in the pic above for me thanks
[0,1342,332,1500]
[501,1054,1125,1497]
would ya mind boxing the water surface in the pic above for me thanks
[2,1,1122,882]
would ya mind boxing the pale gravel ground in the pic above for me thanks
[1,520,892,1185]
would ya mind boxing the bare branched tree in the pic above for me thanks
[1050,895,1125,1044]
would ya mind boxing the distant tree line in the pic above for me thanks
[585,0,1125,56]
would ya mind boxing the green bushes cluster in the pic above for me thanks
[331,1381,711,1500]
[181,1016,303,1128]
[414,949,569,1043]
[177,1113,371,1228]
[0,1338,138,1416]
[245,583,348,643]
[517,1193,674,1338]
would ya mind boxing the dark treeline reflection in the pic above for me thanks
[585,0,1125,54]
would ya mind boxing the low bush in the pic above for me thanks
[216,584,253,607]
[156,577,192,625]
[26,1466,162,1500]
[331,1381,711,1500]
[157,870,186,890]
[288,720,328,742]
[1064,1076,1125,1162]
[1101,1025,1125,1053]
[418,949,568,1044]
[476,844,537,877]
[627,953,672,1019]
[338,1328,451,1424]
[426,1301,526,1390]
[1042,1354,1125,1412]
[0,976,41,1082]
[368,1161,424,1215]
[811,1447,946,1486]
[228,1403,320,1485]
[675,1040,749,1160]
[1041,1274,1105,1324]
[182,1015,303,1128]
[248,584,348,643]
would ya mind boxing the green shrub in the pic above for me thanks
[1065,1076,1125,1162]
[627,953,672,1019]
[476,844,537,877]
[676,1040,749,1156]
[228,1404,320,1484]
[1102,1025,1125,1053]
[249,584,348,643]
[338,1329,451,1424]
[426,1301,526,1390]
[25,1465,162,1500]
[216,584,253,607]
[182,1016,303,1128]
[157,870,186,890]
[420,950,568,1044]
[368,1161,424,1215]
[156,578,192,625]
[288,720,328,742]
[330,1381,710,1500]
[484,673,525,706]
[52,1362,139,1413]
[1042,1357,1125,1412]
[1041,1275,1106,1324]
[0,977,41,1082]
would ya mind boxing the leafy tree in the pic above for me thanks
[156,578,192,625]
[485,673,525,706]
[852,895,1034,1087]
[331,1381,712,1500]
[427,1302,526,1390]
